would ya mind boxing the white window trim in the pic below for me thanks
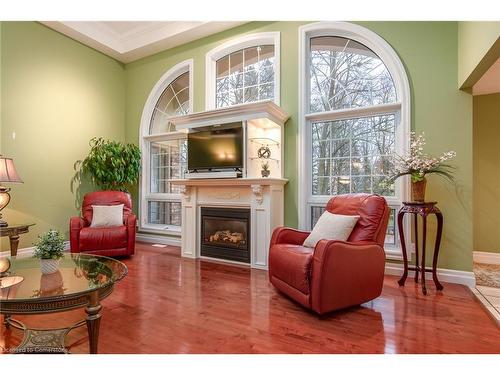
[297,22,411,259]
[139,59,193,235]
[205,32,281,110]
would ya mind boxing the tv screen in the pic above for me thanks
[188,122,243,170]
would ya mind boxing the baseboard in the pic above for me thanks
[136,233,181,247]
[0,241,71,257]
[473,251,500,265]
[385,262,476,288]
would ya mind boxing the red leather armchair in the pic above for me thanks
[269,194,390,314]
[70,191,136,257]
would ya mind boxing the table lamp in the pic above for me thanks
[0,156,23,227]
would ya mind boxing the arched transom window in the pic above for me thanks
[140,60,192,234]
[206,32,280,110]
[299,23,411,256]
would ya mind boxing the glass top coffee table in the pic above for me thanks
[0,253,127,354]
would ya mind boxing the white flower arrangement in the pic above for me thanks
[390,132,456,183]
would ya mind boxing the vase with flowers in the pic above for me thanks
[389,132,456,202]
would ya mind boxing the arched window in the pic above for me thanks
[298,23,411,256]
[140,60,193,235]
[205,32,280,110]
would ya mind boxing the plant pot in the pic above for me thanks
[261,169,270,178]
[411,177,427,202]
[39,270,64,297]
[40,258,60,275]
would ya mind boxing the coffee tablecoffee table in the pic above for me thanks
[0,253,127,354]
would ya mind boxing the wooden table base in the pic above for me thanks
[397,202,444,295]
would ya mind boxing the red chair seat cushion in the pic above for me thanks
[79,226,128,251]
[269,244,314,294]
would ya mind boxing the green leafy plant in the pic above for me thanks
[80,137,141,191]
[33,230,65,260]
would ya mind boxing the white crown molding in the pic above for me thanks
[40,21,247,63]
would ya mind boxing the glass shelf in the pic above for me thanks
[249,157,280,163]
[249,138,280,147]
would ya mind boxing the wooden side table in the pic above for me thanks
[397,202,443,295]
[0,223,35,256]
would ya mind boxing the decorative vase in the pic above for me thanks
[411,177,427,202]
[40,258,60,275]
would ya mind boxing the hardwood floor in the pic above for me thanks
[2,242,500,354]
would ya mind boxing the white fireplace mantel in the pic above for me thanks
[171,178,287,269]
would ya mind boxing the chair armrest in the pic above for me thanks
[69,217,85,252]
[270,226,310,247]
[310,240,386,313]
[125,214,137,255]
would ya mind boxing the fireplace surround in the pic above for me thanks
[201,207,250,263]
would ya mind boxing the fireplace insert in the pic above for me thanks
[200,207,250,263]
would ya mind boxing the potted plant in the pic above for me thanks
[33,230,65,275]
[261,161,271,178]
[389,132,456,202]
[80,137,141,192]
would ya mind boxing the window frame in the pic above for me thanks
[205,32,281,110]
[298,22,411,259]
[139,59,193,236]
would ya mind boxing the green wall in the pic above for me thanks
[473,93,500,254]
[0,22,126,250]
[458,22,500,89]
[125,21,473,271]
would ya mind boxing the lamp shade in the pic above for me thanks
[0,156,23,183]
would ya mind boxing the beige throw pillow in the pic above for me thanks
[303,211,359,248]
[90,204,124,228]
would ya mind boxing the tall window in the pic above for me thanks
[299,23,410,256]
[206,32,280,110]
[140,61,192,234]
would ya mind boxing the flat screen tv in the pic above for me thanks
[188,122,243,170]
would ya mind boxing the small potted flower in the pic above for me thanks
[33,230,65,275]
[261,161,271,178]
[389,132,456,202]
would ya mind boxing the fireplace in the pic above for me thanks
[200,207,250,263]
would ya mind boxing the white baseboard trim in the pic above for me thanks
[473,251,500,265]
[385,262,476,288]
[0,241,71,257]
[136,233,181,247]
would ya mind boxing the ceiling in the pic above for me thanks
[41,21,247,63]
[473,57,500,96]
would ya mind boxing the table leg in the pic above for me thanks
[9,235,20,257]
[397,210,408,286]
[432,212,444,291]
[3,314,11,329]
[414,213,419,283]
[421,215,427,295]
[85,290,102,354]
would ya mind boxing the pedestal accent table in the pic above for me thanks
[397,201,444,295]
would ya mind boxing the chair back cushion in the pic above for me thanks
[82,191,132,226]
[325,194,390,246]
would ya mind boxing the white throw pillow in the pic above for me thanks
[303,211,359,248]
[90,204,124,228]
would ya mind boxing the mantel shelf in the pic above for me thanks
[169,178,288,187]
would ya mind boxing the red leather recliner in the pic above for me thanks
[70,191,136,257]
[269,194,390,314]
